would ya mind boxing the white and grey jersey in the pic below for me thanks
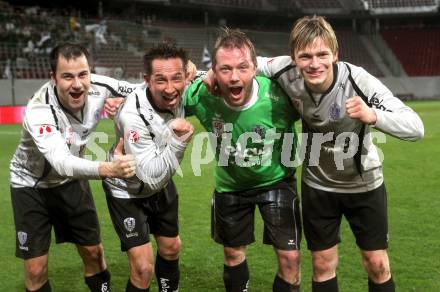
[103,86,187,199]
[10,74,139,188]
[258,56,424,193]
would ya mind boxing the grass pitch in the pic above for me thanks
[0,101,439,291]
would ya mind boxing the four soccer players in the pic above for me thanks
[9,16,425,292]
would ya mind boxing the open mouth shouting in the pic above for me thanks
[162,94,177,102]
[160,93,180,110]
[70,91,84,102]
[229,86,243,97]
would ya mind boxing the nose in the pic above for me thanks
[310,56,320,69]
[164,81,174,94]
[72,77,82,89]
[230,68,239,82]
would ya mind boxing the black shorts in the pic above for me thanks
[302,181,389,251]
[11,180,101,259]
[211,177,301,250]
[104,180,179,251]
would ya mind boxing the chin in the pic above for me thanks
[228,99,244,106]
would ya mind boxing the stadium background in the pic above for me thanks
[0,0,439,291]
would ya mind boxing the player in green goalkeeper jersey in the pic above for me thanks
[184,28,301,292]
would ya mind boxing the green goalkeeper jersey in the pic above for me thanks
[184,76,298,193]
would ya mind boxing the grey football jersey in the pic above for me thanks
[10,74,139,188]
[103,86,187,199]
[258,56,424,193]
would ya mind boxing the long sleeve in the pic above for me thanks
[353,67,425,141]
[24,104,100,178]
[120,110,187,192]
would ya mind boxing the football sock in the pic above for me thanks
[26,280,51,292]
[155,253,179,291]
[223,260,250,292]
[85,269,111,292]
[312,276,338,292]
[273,274,300,292]
[368,277,395,292]
[126,279,149,292]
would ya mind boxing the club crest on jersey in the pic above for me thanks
[252,125,266,139]
[123,217,139,238]
[37,124,54,137]
[212,117,225,137]
[17,231,29,251]
[94,109,102,121]
[329,102,341,121]
[126,129,139,144]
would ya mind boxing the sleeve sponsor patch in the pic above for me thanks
[36,124,55,137]
[126,129,139,144]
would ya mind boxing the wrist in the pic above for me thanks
[98,161,114,178]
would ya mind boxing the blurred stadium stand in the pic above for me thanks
[1,0,440,104]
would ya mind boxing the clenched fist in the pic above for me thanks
[105,97,124,119]
[169,118,194,143]
[346,96,377,125]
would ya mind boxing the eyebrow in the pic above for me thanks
[154,72,184,78]
[60,70,89,76]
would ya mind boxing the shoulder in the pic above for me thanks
[28,81,52,105]
[341,62,386,95]
[118,88,143,117]
[256,76,287,96]
[185,78,208,96]
[258,55,293,70]
[184,78,211,105]
[90,73,139,97]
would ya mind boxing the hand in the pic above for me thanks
[203,69,220,96]
[186,60,197,84]
[346,96,377,125]
[112,138,136,178]
[169,118,194,143]
[105,97,124,119]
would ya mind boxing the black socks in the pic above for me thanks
[223,260,250,292]
[85,269,111,292]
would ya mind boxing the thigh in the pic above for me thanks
[50,180,101,246]
[343,183,389,250]
[104,187,149,252]
[11,187,51,259]
[211,190,255,247]
[301,182,343,251]
[146,181,179,238]
[258,185,302,250]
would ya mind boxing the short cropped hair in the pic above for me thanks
[211,27,257,69]
[143,42,188,75]
[289,15,338,57]
[50,43,91,73]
